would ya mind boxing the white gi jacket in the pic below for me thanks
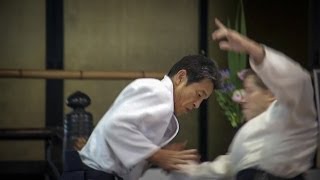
[172,46,318,180]
[79,75,179,180]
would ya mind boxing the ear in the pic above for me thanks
[173,70,187,85]
[266,90,276,102]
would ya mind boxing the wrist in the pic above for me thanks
[248,42,265,65]
[147,149,162,164]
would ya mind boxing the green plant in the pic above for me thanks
[215,0,247,128]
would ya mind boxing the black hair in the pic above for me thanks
[167,55,221,89]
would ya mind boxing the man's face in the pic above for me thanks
[241,75,274,121]
[173,70,214,116]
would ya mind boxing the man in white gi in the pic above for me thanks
[60,54,221,180]
[173,18,318,180]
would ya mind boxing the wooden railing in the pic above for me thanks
[0,69,165,80]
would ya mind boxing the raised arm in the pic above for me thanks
[212,18,265,65]
[212,18,314,107]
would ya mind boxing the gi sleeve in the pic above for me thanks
[104,80,174,168]
[250,46,314,108]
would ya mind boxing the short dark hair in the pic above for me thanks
[167,55,221,89]
[243,69,268,90]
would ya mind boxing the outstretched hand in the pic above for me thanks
[163,141,188,151]
[212,18,265,63]
[148,148,200,172]
[212,18,251,53]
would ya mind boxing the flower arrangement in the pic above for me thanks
[215,0,247,128]
[215,69,246,127]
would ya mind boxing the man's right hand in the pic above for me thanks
[212,18,265,65]
[147,149,199,172]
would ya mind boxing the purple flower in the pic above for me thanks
[225,83,236,92]
[220,69,230,81]
[237,69,250,81]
